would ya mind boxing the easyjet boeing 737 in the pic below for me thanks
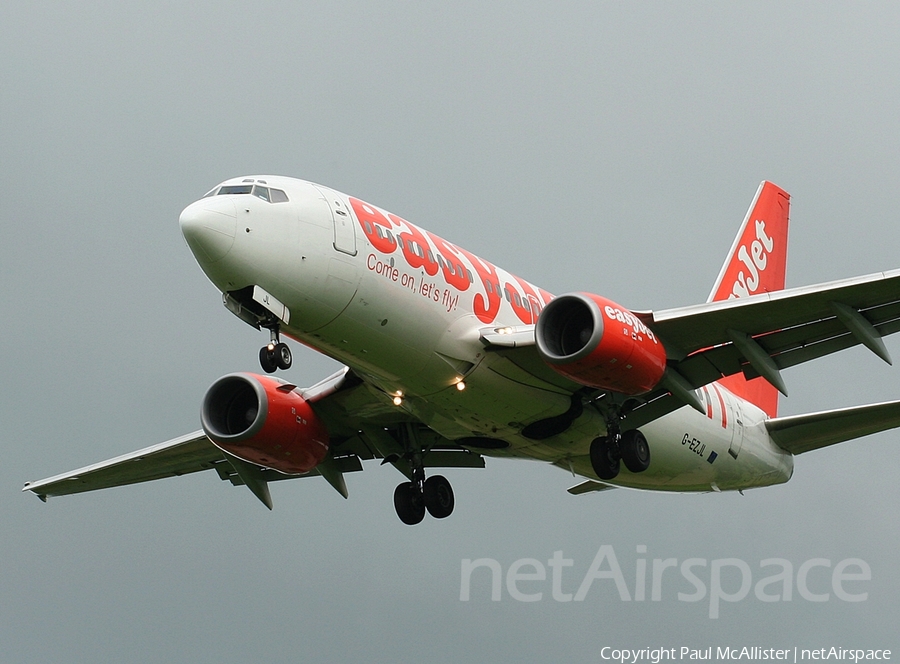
[24,178,900,524]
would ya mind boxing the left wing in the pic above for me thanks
[23,432,225,501]
[21,430,370,503]
[23,368,484,506]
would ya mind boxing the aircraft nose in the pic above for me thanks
[179,197,237,263]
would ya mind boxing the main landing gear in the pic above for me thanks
[259,326,292,374]
[589,423,651,481]
[392,427,455,525]
[394,474,455,525]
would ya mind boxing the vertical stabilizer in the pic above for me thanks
[710,181,790,417]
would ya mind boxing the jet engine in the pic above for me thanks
[201,373,329,474]
[535,292,667,394]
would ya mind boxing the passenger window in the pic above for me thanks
[377,226,397,246]
[253,185,271,202]
[270,188,289,203]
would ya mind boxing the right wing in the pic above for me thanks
[648,268,900,386]
[481,269,900,431]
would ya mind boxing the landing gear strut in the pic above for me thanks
[392,425,455,524]
[259,326,292,374]
[589,420,651,480]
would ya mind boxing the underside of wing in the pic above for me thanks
[23,431,225,500]
[652,270,900,392]
[24,367,485,506]
[765,399,900,455]
[479,270,900,434]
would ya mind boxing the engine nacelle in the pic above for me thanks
[201,373,329,474]
[535,292,667,394]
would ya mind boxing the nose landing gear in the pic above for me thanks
[259,326,292,374]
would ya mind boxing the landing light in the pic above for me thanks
[456,381,466,391]
[392,396,403,406]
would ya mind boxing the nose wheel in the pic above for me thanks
[259,327,292,373]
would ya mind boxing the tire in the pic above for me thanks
[259,347,278,374]
[621,429,651,473]
[423,475,454,519]
[589,436,620,480]
[393,482,426,525]
[275,342,292,370]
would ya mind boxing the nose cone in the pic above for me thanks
[179,197,237,263]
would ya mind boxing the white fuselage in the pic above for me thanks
[180,176,793,493]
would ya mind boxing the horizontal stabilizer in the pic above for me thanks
[567,480,617,495]
[766,399,900,455]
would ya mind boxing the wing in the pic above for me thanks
[23,368,484,506]
[648,268,900,390]
[23,431,225,501]
[482,269,900,427]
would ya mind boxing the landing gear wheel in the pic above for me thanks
[394,482,426,525]
[621,429,650,473]
[259,346,278,374]
[590,436,620,480]
[274,342,292,370]
[423,475,454,519]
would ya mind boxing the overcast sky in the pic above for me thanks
[3,2,900,662]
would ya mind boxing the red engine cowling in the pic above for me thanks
[535,292,667,394]
[201,373,329,474]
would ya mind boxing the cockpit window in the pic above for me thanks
[218,185,253,195]
[202,187,219,198]
[212,183,289,203]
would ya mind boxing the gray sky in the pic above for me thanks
[3,2,900,662]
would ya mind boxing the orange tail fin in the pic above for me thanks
[708,181,790,417]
